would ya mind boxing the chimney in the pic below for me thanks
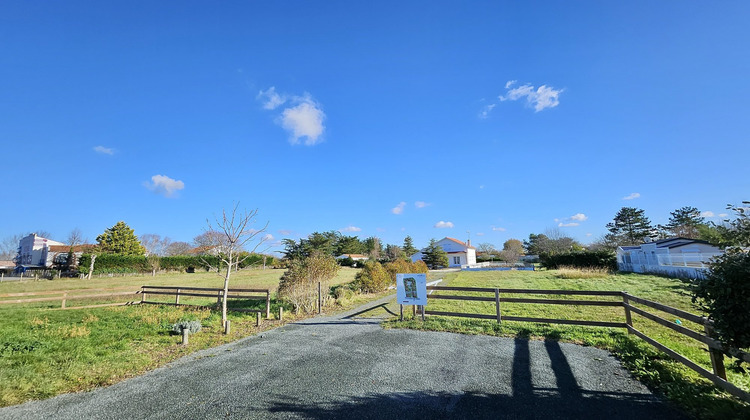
[467,239,471,247]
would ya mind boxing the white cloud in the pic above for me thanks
[479,103,496,119]
[93,146,114,155]
[499,80,563,112]
[434,221,454,228]
[586,233,593,237]
[476,232,485,236]
[263,233,275,241]
[718,213,728,218]
[491,226,506,232]
[570,213,588,222]
[700,211,715,217]
[415,201,431,208]
[257,87,286,110]
[558,222,579,227]
[622,192,641,200]
[144,174,185,198]
[278,229,292,236]
[259,88,326,146]
[479,185,485,189]
[392,202,406,215]
[339,226,361,232]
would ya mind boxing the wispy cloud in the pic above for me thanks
[499,80,563,112]
[143,174,185,198]
[719,213,728,218]
[569,213,588,222]
[93,146,114,155]
[415,201,431,208]
[622,192,641,200]
[278,229,293,236]
[479,103,496,119]
[258,88,326,146]
[586,233,592,237]
[476,232,485,236]
[700,211,715,217]
[339,226,361,232]
[434,221,454,228]
[558,222,579,227]
[392,202,406,215]
[263,233,275,241]
[491,226,506,232]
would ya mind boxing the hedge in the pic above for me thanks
[78,253,276,275]
[540,251,617,271]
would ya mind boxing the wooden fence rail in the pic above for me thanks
[140,286,271,319]
[418,286,750,403]
[0,289,140,309]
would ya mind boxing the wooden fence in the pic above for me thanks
[0,286,140,309]
[414,285,750,403]
[140,286,271,318]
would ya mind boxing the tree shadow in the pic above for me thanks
[259,337,687,420]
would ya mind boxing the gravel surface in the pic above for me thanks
[0,297,687,419]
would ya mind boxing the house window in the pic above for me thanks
[453,256,461,265]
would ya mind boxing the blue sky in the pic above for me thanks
[2,1,748,253]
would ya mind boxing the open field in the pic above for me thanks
[386,269,750,419]
[0,267,363,407]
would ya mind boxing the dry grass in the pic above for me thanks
[553,266,612,279]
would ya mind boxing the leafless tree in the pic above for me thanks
[0,233,24,261]
[66,228,86,247]
[165,241,193,256]
[477,242,498,261]
[140,234,172,256]
[205,204,269,328]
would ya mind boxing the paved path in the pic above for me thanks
[0,297,687,419]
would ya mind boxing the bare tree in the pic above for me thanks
[0,233,24,261]
[140,234,172,256]
[66,228,86,247]
[206,204,269,329]
[165,241,193,256]
[477,242,498,261]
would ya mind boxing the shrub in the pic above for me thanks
[277,253,340,313]
[692,250,750,351]
[353,261,391,293]
[540,251,616,271]
[338,257,355,267]
[171,320,202,335]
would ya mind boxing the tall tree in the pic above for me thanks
[421,239,448,269]
[477,242,498,261]
[499,239,524,263]
[96,222,146,255]
[660,206,706,239]
[524,229,582,255]
[140,233,172,256]
[165,241,193,256]
[402,236,418,257]
[335,235,365,255]
[363,236,382,259]
[605,207,655,246]
[66,228,85,247]
[0,233,24,261]
[384,244,404,261]
[205,204,268,328]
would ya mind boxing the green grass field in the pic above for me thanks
[385,269,750,419]
[0,267,361,407]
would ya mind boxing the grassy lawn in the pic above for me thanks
[385,269,750,419]
[0,267,361,407]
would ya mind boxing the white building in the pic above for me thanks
[411,237,477,268]
[17,234,66,268]
[617,237,722,278]
[335,254,369,261]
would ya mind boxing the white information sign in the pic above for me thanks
[396,273,427,306]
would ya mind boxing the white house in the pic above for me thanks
[335,254,369,261]
[17,234,66,268]
[411,237,477,268]
[617,237,722,278]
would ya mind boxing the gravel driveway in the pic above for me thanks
[0,297,687,419]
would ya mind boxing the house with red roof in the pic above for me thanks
[410,237,477,268]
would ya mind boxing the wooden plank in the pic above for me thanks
[498,298,622,306]
[626,304,714,346]
[427,286,497,293]
[428,295,495,302]
[0,291,138,305]
[502,316,626,328]
[0,286,138,298]
[142,285,269,293]
[625,294,706,325]
[496,289,624,296]
[424,310,497,320]
[627,326,750,403]
[52,302,139,310]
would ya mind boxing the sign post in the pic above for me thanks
[396,273,427,320]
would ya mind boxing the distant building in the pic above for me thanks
[17,234,66,268]
[411,237,477,268]
[616,237,722,278]
[335,254,369,261]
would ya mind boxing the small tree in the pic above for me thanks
[477,243,498,261]
[96,221,146,255]
[277,252,339,313]
[499,239,524,264]
[659,206,706,239]
[205,204,268,328]
[421,239,448,269]
[352,260,390,293]
[605,207,655,246]
[402,236,418,258]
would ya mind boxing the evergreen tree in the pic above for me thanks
[605,207,655,246]
[421,238,448,269]
[402,236,418,257]
[660,206,706,238]
[96,221,146,255]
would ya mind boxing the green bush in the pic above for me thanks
[78,254,150,275]
[171,320,202,335]
[353,261,391,293]
[540,251,616,271]
[692,250,750,351]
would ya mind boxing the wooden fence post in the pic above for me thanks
[182,328,189,345]
[278,307,283,322]
[400,304,403,321]
[257,311,261,327]
[318,281,322,314]
[224,320,231,335]
[704,322,727,380]
[412,305,417,318]
[175,288,180,305]
[495,288,502,323]
[420,305,425,322]
[61,293,67,309]
[622,292,633,333]
[141,286,145,304]
[266,290,271,319]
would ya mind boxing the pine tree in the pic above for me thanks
[421,239,448,269]
[605,207,655,246]
[402,236,418,257]
[661,206,705,239]
[96,221,146,255]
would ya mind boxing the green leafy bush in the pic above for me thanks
[692,250,750,351]
[353,261,391,293]
[171,320,202,335]
[540,251,616,271]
